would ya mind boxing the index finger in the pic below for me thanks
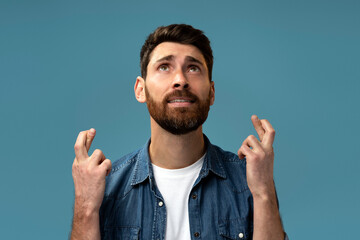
[260,119,276,147]
[251,115,265,142]
[74,131,89,161]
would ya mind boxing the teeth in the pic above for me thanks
[170,99,191,103]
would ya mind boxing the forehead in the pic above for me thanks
[149,42,206,64]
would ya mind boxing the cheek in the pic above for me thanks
[146,83,167,101]
[195,84,212,99]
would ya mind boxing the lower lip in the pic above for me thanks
[168,101,194,107]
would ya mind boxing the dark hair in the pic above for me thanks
[140,24,213,80]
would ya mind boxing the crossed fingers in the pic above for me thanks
[74,128,96,161]
[73,128,111,176]
[238,115,275,159]
[251,115,275,147]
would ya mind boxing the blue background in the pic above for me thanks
[1,0,359,239]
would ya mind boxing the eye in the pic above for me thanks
[159,64,170,71]
[188,65,200,72]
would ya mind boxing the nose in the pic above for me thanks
[172,70,189,90]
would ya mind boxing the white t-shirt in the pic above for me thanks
[152,154,205,240]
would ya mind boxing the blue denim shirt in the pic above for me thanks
[99,135,288,240]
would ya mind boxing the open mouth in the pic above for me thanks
[168,99,195,103]
[167,98,196,107]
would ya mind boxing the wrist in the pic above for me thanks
[252,192,278,208]
[251,184,277,202]
[74,198,100,220]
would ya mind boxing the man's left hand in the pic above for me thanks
[237,115,276,199]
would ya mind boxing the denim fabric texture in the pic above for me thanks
[99,135,287,240]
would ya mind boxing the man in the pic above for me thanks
[71,24,288,240]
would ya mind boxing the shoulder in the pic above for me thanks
[209,142,249,193]
[209,142,246,169]
[204,135,245,168]
[111,150,140,172]
[211,144,244,163]
[103,148,142,198]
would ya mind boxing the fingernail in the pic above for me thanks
[89,128,95,136]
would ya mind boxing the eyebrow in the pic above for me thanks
[185,56,203,65]
[155,55,204,66]
[155,55,174,63]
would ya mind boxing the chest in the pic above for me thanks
[100,176,253,240]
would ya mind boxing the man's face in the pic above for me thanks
[144,42,215,135]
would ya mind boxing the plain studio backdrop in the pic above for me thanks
[1,0,359,239]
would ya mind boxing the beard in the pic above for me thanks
[145,87,211,135]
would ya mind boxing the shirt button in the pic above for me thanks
[238,232,244,238]
[194,232,200,237]
[158,201,164,207]
[192,194,197,199]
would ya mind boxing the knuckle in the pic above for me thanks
[252,154,260,161]
[237,148,241,155]
[99,165,107,173]
[239,145,245,152]
[72,162,80,174]
[86,164,93,173]
[103,159,111,167]
[248,135,256,140]
[93,149,103,156]
[106,159,112,167]
[74,143,80,151]
[267,148,275,156]
[72,162,76,171]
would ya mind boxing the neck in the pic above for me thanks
[149,118,206,169]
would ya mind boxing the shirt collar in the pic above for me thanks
[130,134,227,186]
[130,138,152,186]
[201,134,227,179]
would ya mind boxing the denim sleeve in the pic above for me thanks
[275,182,289,240]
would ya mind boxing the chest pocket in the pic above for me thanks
[103,226,140,240]
[219,218,252,240]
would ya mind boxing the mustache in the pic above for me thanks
[164,90,199,102]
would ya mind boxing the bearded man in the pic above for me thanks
[71,24,288,240]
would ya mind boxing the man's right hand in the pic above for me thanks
[72,128,112,214]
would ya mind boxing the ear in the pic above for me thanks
[210,81,215,106]
[134,76,146,103]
